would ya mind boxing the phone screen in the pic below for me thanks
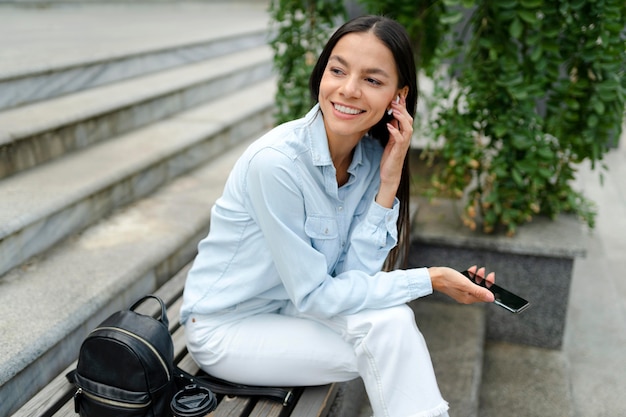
[461,270,530,314]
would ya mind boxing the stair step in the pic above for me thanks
[0,79,276,278]
[0,2,269,110]
[478,341,574,417]
[0,45,273,179]
[0,134,262,415]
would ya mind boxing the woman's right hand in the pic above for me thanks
[376,95,412,209]
[428,266,495,304]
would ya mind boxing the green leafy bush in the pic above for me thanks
[424,0,625,235]
[269,0,626,235]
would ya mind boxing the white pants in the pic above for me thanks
[185,303,449,417]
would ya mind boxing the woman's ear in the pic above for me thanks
[398,86,409,101]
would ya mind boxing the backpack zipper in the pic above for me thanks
[75,387,151,410]
[91,326,171,380]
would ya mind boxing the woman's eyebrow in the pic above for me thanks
[329,55,391,78]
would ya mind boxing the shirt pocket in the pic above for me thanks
[304,215,339,261]
[305,215,338,239]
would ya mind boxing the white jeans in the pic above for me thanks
[185,303,449,417]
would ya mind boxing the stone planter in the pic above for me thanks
[408,197,587,350]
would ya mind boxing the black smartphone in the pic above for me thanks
[461,270,530,314]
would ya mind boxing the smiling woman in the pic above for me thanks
[180,15,496,417]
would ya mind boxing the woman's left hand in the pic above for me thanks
[376,96,413,208]
[428,265,496,304]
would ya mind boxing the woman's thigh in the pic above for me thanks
[185,312,359,386]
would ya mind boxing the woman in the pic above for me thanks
[181,15,495,417]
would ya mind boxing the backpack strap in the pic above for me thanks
[66,369,76,384]
[129,294,169,328]
[174,366,295,407]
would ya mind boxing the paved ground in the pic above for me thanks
[564,129,626,417]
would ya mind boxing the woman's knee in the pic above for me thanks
[346,304,418,337]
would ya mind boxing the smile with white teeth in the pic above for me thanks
[334,103,363,115]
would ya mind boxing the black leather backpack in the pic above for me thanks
[67,294,292,417]
[68,295,177,417]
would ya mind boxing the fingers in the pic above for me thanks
[462,265,496,303]
[386,97,413,139]
[467,265,496,285]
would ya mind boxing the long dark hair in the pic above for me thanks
[309,15,418,270]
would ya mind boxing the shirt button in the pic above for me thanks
[338,206,344,212]
[324,228,329,235]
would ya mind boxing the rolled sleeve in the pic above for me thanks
[365,197,400,247]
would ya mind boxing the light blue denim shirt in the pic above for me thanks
[180,105,432,324]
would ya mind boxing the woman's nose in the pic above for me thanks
[340,76,361,98]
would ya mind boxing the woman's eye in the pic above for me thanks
[366,78,382,86]
[330,67,345,76]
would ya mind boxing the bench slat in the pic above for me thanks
[215,396,257,417]
[10,363,76,417]
[290,385,338,417]
[248,399,289,417]
[51,398,75,417]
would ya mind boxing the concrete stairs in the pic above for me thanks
[0,3,275,415]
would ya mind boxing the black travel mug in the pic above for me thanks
[171,384,217,417]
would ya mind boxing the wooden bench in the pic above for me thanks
[11,264,339,417]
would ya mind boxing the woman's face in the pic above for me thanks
[319,31,400,145]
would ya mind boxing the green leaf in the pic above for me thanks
[512,168,524,186]
[518,10,538,24]
[529,45,543,62]
[563,111,579,122]
[517,160,537,174]
[542,27,561,38]
[509,18,523,38]
[520,0,542,7]
[596,87,617,101]
[537,147,555,159]
[592,99,606,115]
[538,167,554,179]
[510,87,529,100]
[565,98,580,110]
[441,11,464,25]
[493,124,508,138]
[512,134,532,149]
[497,0,519,9]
